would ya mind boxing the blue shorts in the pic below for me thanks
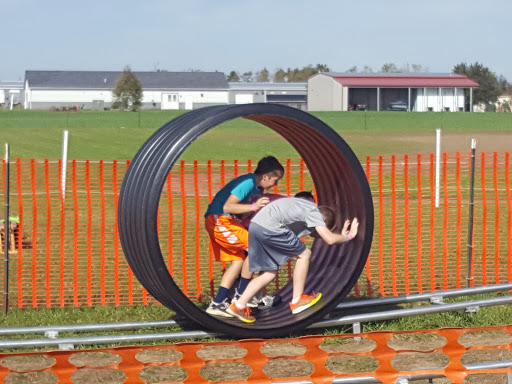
[248,223,306,272]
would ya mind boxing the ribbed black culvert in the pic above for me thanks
[118,104,373,338]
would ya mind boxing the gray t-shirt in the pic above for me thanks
[251,197,326,238]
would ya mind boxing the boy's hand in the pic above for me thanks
[342,219,350,234]
[348,218,359,238]
[254,196,270,210]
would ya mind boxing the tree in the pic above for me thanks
[112,66,142,111]
[347,66,358,73]
[314,64,330,73]
[257,68,270,82]
[241,71,253,82]
[453,62,501,110]
[381,63,398,72]
[273,68,287,82]
[227,71,240,82]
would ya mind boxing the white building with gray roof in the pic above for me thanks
[0,80,23,109]
[23,70,230,110]
[228,82,307,110]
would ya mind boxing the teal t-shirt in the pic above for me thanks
[205,173,263,217]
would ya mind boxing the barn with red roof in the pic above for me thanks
[307,72,479,112]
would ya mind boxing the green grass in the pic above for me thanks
[1,108,511,346]
[1,109,511,160]
[1,293,512,351]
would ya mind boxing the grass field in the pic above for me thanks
[0,109,511,160]
[0,108,511,341]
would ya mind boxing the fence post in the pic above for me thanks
[61,130,69,198]
[3,143,9,315]
[466,139,477,287]
[435,128,441,207]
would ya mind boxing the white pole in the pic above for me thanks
[435,128,441,208]
[61,130,69,198]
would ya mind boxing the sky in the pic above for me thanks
[2,0,511,82]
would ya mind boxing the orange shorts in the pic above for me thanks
[205,214,248,262]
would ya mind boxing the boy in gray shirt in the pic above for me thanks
[227,197,359,323]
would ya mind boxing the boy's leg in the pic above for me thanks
[236,271,277,308]
[292,248,311,301]
[236,256,253,294]
[289,248,321,314]
[227,271,276,323]
[219,259,244,290]
[214,259,243,303]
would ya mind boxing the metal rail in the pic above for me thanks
[0,283,511,349]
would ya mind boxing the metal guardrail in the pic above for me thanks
[0,283,511,350]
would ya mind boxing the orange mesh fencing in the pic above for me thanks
[0,152,511,309]
[2,325,512,383]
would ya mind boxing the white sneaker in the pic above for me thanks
[258,295,277,310]
[205,298,233,317]
[234,288,261,308]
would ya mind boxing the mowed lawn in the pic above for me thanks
[0,109,511,334]
[0,109,510,161]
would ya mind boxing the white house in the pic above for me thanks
[23,71,230,110]
[308,73,479,112]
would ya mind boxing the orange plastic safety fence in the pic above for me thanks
[3,325,512,383]
[0,153,511,309]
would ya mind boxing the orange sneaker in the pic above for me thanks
[289,292,322,314]
[226,302,256,323]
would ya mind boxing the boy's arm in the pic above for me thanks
[223,194,270,215]
[315,218,359,245]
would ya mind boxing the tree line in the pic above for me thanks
[227,62,511,111]
[112,63,511,112]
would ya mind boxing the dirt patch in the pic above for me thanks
[458,330,512,347]
[387,332,447,351]
[199,362,252,381]
[463,373,509,384]
[4,371,58,384]
[461,348,512,365]
[320,337,376,353]
[262,357,314,378]
[391,351,450,370]
[196,345,246,360]
[260,342,306,357]
[347,131,512,158]
[1,355,56,372]
[135,348,183,363]
[325,355,379,373]
[139,366,188,383]
[68,351,121,367]
[70,368,126,384]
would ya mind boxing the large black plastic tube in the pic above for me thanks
[118,104,373,338]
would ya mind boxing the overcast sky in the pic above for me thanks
[2,0,510,82]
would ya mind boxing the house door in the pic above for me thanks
[161,93,179,110]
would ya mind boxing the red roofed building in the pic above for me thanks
[307,72,479,112]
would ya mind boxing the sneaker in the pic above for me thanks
[258,295,280,310]
[206,299,233,318]
[226,302,256,323]
[289,292,322,315]
[233,288,261,308]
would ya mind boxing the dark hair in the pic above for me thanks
[318,205,336,231]
[254,156,284,177]
[294,191,315,202]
